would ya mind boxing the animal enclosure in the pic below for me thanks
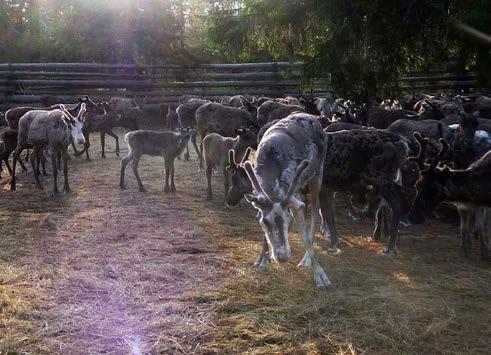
[0,62,480,108]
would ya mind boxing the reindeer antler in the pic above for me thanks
[226,149,238,171]
[240,147,252,164]
[428,138,450,172]
[409,132,429,169]
[244,161,271,203]
[282,160,309,205]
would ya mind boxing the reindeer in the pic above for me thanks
[203,129,257,200]
[409,140,491,259]
[240,113,331,288]
[10,104,87,196]
[120,129,194,193]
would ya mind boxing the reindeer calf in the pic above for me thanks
[203,129,257,200]
[120,130,194,193]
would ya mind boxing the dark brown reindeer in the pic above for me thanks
[196,102,259,171]
[317,129,412,254]
[240,113,332,288]
[73,102,139,160]
[176,98,210,161]
[370,132,429,242]
[409,140,491,260]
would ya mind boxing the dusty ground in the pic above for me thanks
[1,127,490,354]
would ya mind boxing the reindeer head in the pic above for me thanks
[300,95,321,115]
[240,99,258,122]
[408,139,450,224]
[243,160,309,263]
[454,97,479,144]
[225,148,253,207]
[79,95,106,115]
[60,103,86,145]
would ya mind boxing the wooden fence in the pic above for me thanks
[0,62,482,108]
[0,62,326,108]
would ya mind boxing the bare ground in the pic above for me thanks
[1,128,490,354]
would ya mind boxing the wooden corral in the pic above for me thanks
[0,62,482,109]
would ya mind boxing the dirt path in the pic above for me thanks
[1,129,490,354]
[0,133,225,354]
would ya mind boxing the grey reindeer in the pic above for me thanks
[10,103,87,196]
[120,129,194,193]
[241,112,331,288]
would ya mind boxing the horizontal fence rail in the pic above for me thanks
[0,62,484,108]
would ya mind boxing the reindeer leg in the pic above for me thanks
[293,203,332,288]
[475,208,490,260]
[1,151,12,177]
[105,128,119,156]
[206,161,213,200]
[198,133,204,172]
[163,157,170,193]
[51,148,59,197]
[61,148,71,194]
[40,149,48,176]
[458,208,472,258]
[120,151,133,190]
[301,175,332,288]
[170,158,176,192]
[372,203,384,242]
[319,189,339,251]
[100,131,106,158]
[10,146,23,190]
[131,155,145,192]
[191,132,200,162]
[85,132,91,161]
[253,236,270,267]
[223,166,229,200]
[17,147,28,172]
[381,183,403,256]
[71,140,81,156]
[30,147,43,190]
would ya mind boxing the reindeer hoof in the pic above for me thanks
[120,184,126,190]
[51,190,59,198]
[297,253,313,267]
[139,187,147,193]
[382,249,397,256]
[184,153,190,161]
[164,186,170,193]
[314,268,333,289]
[206,194,212,201]
[328,246,341,254]
[253,254,270,267]
[36,184,44,190]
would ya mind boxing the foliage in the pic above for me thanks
[0,0,489,99]
[204,0,491,101]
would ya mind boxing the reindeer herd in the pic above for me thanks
[1,92,490,288]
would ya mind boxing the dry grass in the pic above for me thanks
[1,124,490,354]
